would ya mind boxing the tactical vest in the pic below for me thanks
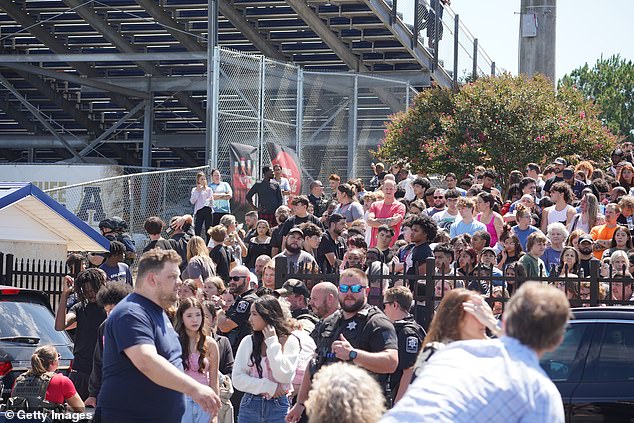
[9,372,62,411]
[310,305,383,375]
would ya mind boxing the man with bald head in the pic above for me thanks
[309,282,340,320]
[367,179,406,248]
[216,265,258,354]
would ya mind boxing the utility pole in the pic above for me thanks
[518,0,556,84]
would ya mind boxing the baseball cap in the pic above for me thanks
[275,279,310,298]
[480,247,497,256]
[553,157,567,166]
[328,213,346,225]
[578,235,594,244]
[287,227,304,237]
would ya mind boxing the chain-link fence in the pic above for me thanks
[44,166,208,251]
[212,47,413,195]
[41,48,414,249]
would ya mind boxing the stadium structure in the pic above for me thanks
[0,0,492,182]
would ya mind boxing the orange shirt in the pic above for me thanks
[589,224,618,260]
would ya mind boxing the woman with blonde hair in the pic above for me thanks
[568,192,604,234]
[10,345,84,411]
[305,362,384,423]
[182,236,216,281]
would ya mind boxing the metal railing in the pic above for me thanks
[276,256,633,328]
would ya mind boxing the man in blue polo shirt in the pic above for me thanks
[96,249,220,423]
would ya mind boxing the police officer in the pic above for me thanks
[383,286,426,404]
[286,268,398,423]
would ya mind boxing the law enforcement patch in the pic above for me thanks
[406,336,419,354]
[236,300,249,313]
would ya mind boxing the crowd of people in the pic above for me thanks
[10,141,634,422]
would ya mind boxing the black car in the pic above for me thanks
[540,306,634,422]
[0,286,73,403]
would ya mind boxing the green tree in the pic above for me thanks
[373,74,618,181]
[560,55,634,142]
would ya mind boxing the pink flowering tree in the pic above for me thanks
[373,74,618,182]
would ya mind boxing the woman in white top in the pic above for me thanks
[232,295,300,423]
[210,169,233,227]
[191,171,214,241]
[541,181,576,233]
[568,192,604,234]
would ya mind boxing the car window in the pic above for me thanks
[595,323,634,382]
[540,323,588,382]
[0,301,70,345]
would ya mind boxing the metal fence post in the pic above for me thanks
[453,14,459,89]
[210,46,220,169]
[295,67,304,161]
[6,254,14,287]
[346,75,358,181]
[424,258,435,328]
[258,56,266,174]
[472,38,479,81]
[274,256,288,290]
[405,81,411,109]
[589,259,600,307]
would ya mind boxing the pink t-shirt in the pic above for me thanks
[369,200,406,248]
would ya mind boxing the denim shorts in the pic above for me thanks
[181,396,212,423]
[237,393,289,423]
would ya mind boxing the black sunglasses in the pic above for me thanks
[228,276,246,281]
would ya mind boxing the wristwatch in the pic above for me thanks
[348,350,358,361]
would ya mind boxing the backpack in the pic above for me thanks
[8,372,64,412]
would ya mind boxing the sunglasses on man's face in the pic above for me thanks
[229,276,246,281]
[339,284,365,293]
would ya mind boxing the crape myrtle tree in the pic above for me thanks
[374,73,619,184]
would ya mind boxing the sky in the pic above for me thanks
[400,0,634,82]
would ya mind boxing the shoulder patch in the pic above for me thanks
[406,336,420,354]
[236,300,250,313]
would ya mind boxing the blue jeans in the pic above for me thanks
[181,396,212,423]
[237,393,289,423]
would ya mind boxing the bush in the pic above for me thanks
[374,74,619,182]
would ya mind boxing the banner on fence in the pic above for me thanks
[267,142,302,196]
[229,142,258,207]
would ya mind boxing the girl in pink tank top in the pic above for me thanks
[175,297,220,423]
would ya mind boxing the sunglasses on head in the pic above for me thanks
[229,276,246,281]
[339,284,365,293]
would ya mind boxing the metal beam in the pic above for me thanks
[0,73,84,161]
[0,52,207,63]
[171,148,199,167]
[1,63,150,99]
[77,101,146,158]
[218,0,287,61]
[0,95,40,134]
[134,0,205,51]
[363,0,453,88]
[0,1,150,113]
[286,0,402,112]
[142,96,154,169]
[63,0,206,120]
